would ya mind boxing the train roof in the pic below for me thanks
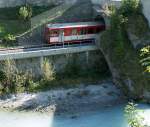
[46,21,104,29]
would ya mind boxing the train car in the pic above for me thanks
[44,21,105,45]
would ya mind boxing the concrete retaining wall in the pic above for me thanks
[13,50,107,77]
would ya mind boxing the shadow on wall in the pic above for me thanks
[50,1,93,23]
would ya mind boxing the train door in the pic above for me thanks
[80,28,87,41]
[71,28,78,41]
[59,30,65,43]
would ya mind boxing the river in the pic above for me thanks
[0,104,150,127]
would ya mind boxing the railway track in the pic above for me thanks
[0,41,95,54]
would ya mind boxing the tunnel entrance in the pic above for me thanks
[95,15,105,24]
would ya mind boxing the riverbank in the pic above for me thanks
[0,81,126,115]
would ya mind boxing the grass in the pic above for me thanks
[0,20,30,37]
[0,5,56,20]
[0,5,56,47]
[0,19,30,47]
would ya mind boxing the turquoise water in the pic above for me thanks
[0,104,149,127]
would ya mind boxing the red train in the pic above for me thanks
[44,21,105,45]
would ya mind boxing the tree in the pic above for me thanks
[41,59,55,81]
[19,4,32,20]
[120,0,141,16]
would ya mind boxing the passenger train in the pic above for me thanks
[44,21,105,45]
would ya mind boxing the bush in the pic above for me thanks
[26,4,32,19]
[140,46,150,73]
[127,15,149,37]
[124,102,149,127]
[0,59,17,93]
[0,70,6,84]
[109,9,127,60]
[41,59,55,81]
[120,0,141,16]
[0,59,35,93]
[4,34,16,42]
[19,4,32,20]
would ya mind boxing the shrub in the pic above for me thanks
[0,70,6,92]
[14,70,34,93]
[0,59,17,93]
[140,46,150,73]
[124,102,149,127]
[109,9,127,60]
[19,5,32,20]
[127,15,149,38]
[0,59,35,93]
[4,34,16,42]
[41,59,55,81]
[26,4,32,19]
[120,0,141,16]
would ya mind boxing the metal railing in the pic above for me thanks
[0,40,96,53]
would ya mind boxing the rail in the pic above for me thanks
[0,41,95,54]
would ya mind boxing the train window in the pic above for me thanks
[50,30,59,37]
[72,29,77,35]
[81,28,87,35]
[65,29,71,36]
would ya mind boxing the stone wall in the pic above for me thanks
[14,50,108,77]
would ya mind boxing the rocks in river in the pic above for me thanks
[70,115,78,119]
[0,82,125,114]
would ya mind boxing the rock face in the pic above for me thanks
[141,0,150,27]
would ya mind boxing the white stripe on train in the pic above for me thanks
[50,34,98,43]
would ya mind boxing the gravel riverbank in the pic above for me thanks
[0,81,126,115]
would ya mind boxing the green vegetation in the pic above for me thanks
[120,0,141,16]
[140,46,150,74]
[41,59,55,81]
[100,0,149,97]
[0,58,110,94]
[0,20,30,47]
[0,5,56,47]
[19,5,32,20]
[125,102,148,127]
[0,5,55,20]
